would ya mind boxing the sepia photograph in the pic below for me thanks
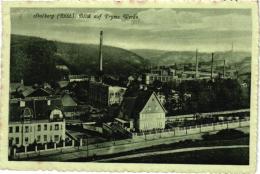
[7,6,253,166]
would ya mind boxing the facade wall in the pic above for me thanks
[89,82,126,107]
[138,113,165,131]
[136,93,166,131]
[108,86,126,105]
[9,120,65,147]
[88,82,109,107]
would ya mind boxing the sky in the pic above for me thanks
[11,8,252,52]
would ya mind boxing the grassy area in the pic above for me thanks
[112,147,249,165]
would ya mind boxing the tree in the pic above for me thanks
[24,39,59,85]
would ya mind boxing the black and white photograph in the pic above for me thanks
[7,6,254,166]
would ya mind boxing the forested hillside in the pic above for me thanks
[10,35,149,84]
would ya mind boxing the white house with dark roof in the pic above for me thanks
[117,90,166,132]
[8,97,65,147]
[9,108,65,147]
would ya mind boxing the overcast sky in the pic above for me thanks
[11,8,252,52]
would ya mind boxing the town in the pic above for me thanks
[8,31,250,163]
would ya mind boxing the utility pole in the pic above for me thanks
[195,49,199,79]
[211,53,214,81]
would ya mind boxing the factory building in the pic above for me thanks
[88,82,126,107]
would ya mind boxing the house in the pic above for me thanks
[9,98,65,147]
[16,85,55,99]
[88,82,126,107]
[61,94,82,119]
[117,90,166,132]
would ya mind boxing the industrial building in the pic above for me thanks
[88,82,126,107]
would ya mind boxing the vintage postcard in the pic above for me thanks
[0,1,258,173]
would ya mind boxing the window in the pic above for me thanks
[44,124,47,131]
[44,135,47,141]
[9,127,13,133]
[25,126,29,133]
[54,135,59,142]
[9,138,13,146]
[15,137,19,144]
[50,125,52,131]
[20,101,25,107]
[61,124,63,130]
[37,135,41,142]
[25,137,29,144]
[15,126,19,133]
[37,125,41,131]
[53,114,60,119]
[55,124,59,130]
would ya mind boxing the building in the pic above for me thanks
[61,93,82,119]
[143,73,179,85]
[9,97,65,147]
[68,74,90,82]
[15,85,55,99]
[117,90,166,132]
[88,82,126,107]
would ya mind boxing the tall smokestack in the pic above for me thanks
[99,31,103,72]
[195,49,199,79]
[211,53,214,80]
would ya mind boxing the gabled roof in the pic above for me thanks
[20,86,35,97]
[57,81,69,88]
[20,87,54,98]
[61,94,77,107]
[9,97,62,122]
[119,90,166,120]
[10,83,23,93]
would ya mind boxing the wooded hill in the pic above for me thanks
[10,34,149,84]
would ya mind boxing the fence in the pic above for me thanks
[9,140,76,159]
[166,109,250,122]
[11,118,250,159]
[131,118,250,140]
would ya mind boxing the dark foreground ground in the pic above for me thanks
[68,129,249,165]
[109,147,249,165]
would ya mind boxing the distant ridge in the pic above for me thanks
[131,49,251,65]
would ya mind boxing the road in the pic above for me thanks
[96,145,249,162]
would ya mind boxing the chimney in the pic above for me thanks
[21,79,24,85]
[211,53,214,80]
[99,31,103,73]
[195,49,199,79]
